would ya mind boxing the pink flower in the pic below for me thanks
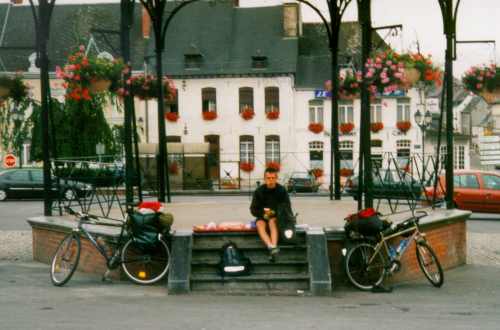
[476,83,483,90]
[375,63,382,69]
[79,45,85,52]
[394,72,403,79]
[375,57,382,64]
[391,65,397,71]
[55,66,64,79]
[382,78,390,84]
[380,72,388,79]
[386,60,393,66]
[365,71,374,79]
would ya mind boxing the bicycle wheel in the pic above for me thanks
[416,241,444,287]
[345,243,385,291]
[50,233,81,286]
[121,238,170,285]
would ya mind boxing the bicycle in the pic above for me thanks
[344,210,444,291]
[50,207,171,286]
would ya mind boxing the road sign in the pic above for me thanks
[3,154,16,168]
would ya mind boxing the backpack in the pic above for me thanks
[276,203,298,244]
[129,212,160,248]
[218,242,252,277]
[344,208,390,237]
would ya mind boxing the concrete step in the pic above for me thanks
[192,263,308,275]
[192,232,306,250]
[190,273,310,292]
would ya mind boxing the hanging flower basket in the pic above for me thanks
[311,168,323,178]
[266,111,280,120]
[240,107,255,120]
[371,122,384,133]
[240,162,255,172]
[169,161,179,175]
[340,122,355,135]
[89,78,112,93]
[308,123,324,134]
[128,73,176,100]
[165,112,179,122]
[403,67,421,86]
[401,53,442,89]
[340,168,354,177]
[202,111,217,121]
[462,64,500,104]
[266,161,281,171]
[396,121,412,133]
[364,50,407,96]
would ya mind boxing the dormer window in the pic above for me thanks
[184,44,203,69]
[252,55,268,69]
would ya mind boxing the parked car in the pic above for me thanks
[344,169,425,201]
[0,168,91,201]
[424,170,500,213]
[286,172,320,193]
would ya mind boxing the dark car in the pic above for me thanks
[0,168,91,201]
[286,172,319,193]
[344,169,425,201]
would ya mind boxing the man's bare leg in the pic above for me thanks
[269,218,279,247]
[256,220,272,248]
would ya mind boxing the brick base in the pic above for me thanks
[328,219,467,287]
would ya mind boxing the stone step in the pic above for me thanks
[192,232,307,250]
[191,272,310,283]
[191,263,308,275]
[192,241,307,251]
[190,280,310,294]
[191,247,307,262]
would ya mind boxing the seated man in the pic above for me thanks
[250,167,291,260]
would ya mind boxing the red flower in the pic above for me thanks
[308,123,324,134]
[202,111,217,121]
[169,162,179,175]
[240,107,255,120]
[396,121,411,133]
[370,122,384,133]
[311,168,323,178]
[266,161,281,171]
[165,112,179,122]
[340,168,354,177]
[340,122,355,134]
[266,111,280,120]
[240,162,255,172]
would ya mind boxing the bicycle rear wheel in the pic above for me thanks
[121,238,170,285]
[345,243,385,291]
[416,241,444,287]
[50,233,81,286]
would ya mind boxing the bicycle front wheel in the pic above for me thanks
[345,243,385,291]
[121,238,170,285]
[416,241,444,287]
[50,233,81,286]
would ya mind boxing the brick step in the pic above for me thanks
[191,263,308,275]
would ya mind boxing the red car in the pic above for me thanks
[424,170,500,213]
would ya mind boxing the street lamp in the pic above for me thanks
[414,107,432,183]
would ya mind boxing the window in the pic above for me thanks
[165,88,178,113]
[483,175,500,190]
[440,145,447,169]
[371,154,383,170]
[239,87,254,113]
[456,145,465,170]
[202,88,216,113]
[309,141,324,169]
[265,135,280,163]
[397,140,411,168]
[252,55,268,69]
[309,100,324,124]
[339,140,354,169]
[371,140,383,148]
[370,102,382,123]
[265,87,279,113]
[30,170,43,183]
[339,102,354,124]
[397,99,411,122]
[240,136,254,164]
[7,170,29,182]
[184,54,203,69]
[454,174,479,189]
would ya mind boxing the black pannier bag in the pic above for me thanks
[276,203,298,244]
[344,208,390,237]
[129,212,160,247]
[218,242,252,277]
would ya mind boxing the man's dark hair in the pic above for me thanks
[264,167,279,175]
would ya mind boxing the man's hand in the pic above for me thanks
[263,208,275,220]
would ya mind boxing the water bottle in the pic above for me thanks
[396,238,410,255]
[388,245,397,260]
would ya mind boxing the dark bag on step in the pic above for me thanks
[218,242,252,277]
[129,212,160,247]
[277,203,298,244]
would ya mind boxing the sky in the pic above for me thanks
[5,0,499,77]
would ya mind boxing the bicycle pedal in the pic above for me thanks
[102,270,113,283]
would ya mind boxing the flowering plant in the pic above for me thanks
[266,161,281,171]
[364,50,407,96]
[126,74,176,101]
[339,122,355,134]
[56,46,125,101]
[462,64,500,96]
[311,168,323,178]
[401,53,442,88]
[266,110,280,120]
[340,168,354,177]
[169,161,179,175]
[165,112,179,122]
[371,122,384,133]
[308,122,324,134]
[202,111,217,121]
[396,121,411,133]
[240,162,255,172]
[240,106,255,120]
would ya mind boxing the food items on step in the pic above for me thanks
[193,221,257,232]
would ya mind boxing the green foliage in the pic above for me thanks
[55,166,123,187]
[0,99,32,155]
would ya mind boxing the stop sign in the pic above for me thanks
[3,154,16,168]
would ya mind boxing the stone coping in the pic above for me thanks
[27,216,124,238]
[324,209,472,241]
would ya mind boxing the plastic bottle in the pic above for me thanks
[396,238,410,254]
[388,245,397,259]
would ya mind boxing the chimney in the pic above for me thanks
[283,3,301,38]
[142,6,151,39]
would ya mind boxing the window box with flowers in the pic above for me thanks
[266,110,280,120]
[340,168,354,177]
[311,168,323,178]
[462,64,500,104]
[308,123,324,134]
[240,106,255,120]
[396,121,411,133]
[340,122,355,135]
[266,161,280,171]
[165,112,179,122]
[240,162,255,172]
[202,111,217,121]
[371,122,384,133]
[169,161,179,175]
